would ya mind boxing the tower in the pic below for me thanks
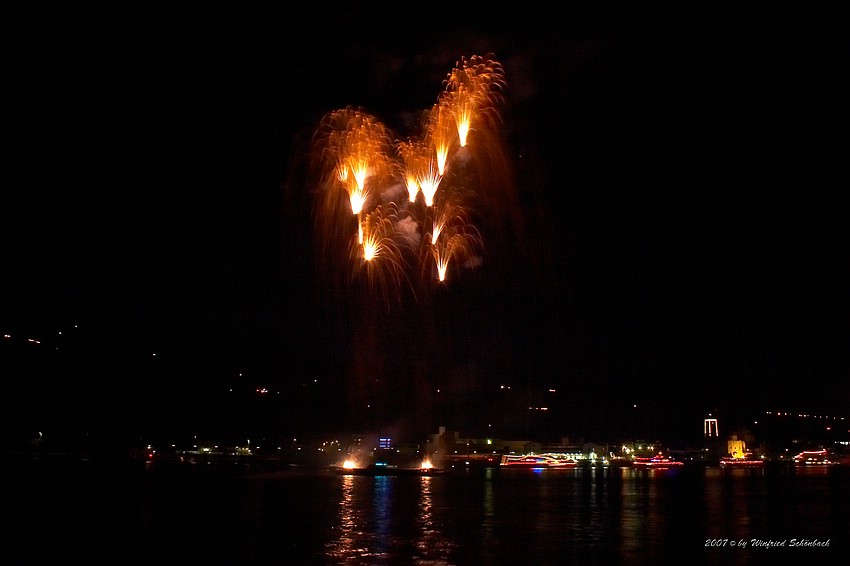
[703,415,721,459]
[704,417,719,437]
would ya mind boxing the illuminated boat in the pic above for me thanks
[793,449,839,466]
[500,454,578,468]
[719,456,765,468]
[633,455,684,469]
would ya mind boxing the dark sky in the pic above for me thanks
[2,8,848,445]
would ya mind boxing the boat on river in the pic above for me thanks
[719,455,765,468]
[500,454,578,468]
[793,449,840,466]
[633,455,684,469]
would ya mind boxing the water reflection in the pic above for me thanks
[326,474,370,561]
[9,455,846,564]
[326,474,456,564]
[321,465,846,563]
[372,476,391,560]
[619,467,665,561]
[416,475,457,562]
[480,468,496,551]
[415,475,434,556]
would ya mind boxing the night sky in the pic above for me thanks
[3,8,847,448]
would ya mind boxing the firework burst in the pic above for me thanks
[442,54,506,149]
[311,54,505,306]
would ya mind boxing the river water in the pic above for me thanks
[6,456,848,565]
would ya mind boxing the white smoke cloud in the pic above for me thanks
[381,182,407,204]
[394,215,421,249]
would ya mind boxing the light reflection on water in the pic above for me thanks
[325,474,458,564]
[7,458,847,565]
[318,465,847,564]
[416,475,457,562]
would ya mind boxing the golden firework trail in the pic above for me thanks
[442,54,506,149]
[359,207,398,263]
[425,103,456,176]
[311,54,504,303]
[430,230,474,283]
[417,160,443,208]
[351,203,414,305]
[397,138,428,204]
[449,90,474,148]
[427,192,466,246]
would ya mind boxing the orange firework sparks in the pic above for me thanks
[313,107,396,216]
[449,89,474,148]
[359,210,396,263]
[442,54,506,149]
[425,103,456,176]
[427,192,467,246]
[430,231,470,283]
[397,138,429,204]
[350,203,415,304]
[310,54,504,304]
[417,160,443,208]
[339,124,395,215]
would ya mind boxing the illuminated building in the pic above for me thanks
[704,418,719,437]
